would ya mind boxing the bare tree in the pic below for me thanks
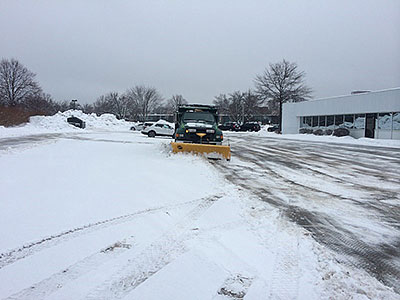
[166,94,187,113]
[242,90,264,121]
[125,85,163,121]
[227,91,245,123]
[54,100,70,112]
[213,91,263,123]
[93,94,115,115]
[93,92,131,119]
[82,103,94,114]
[22,93,57,115]
[0,58,42,106]
[213,94,230,115]
[115,94,132,119]
[254,59,312,130]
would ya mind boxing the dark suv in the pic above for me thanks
[67,116,86,129]
[239,122,261,132]
[218,122,240,131]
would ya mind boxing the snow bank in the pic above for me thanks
[0,110,134,138]
[247,125,400,148]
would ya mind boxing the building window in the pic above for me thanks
[327,115,334,128]
[312,116,318,127]
[335,115,344,127]
[378,113,392,129]
[300,117,305,128]
[344,115,354,128]
[354,114,365,129]
[305,116,312,127]
[393,112,400,130]
[319,116,326,127]
[300,116,311,128]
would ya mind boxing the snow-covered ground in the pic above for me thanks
[0,114,399,299]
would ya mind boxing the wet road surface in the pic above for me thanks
[213,133,400,293]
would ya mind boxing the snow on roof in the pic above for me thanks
[310,87,400,103]
[154,119,175,127]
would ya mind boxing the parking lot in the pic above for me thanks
[1,130,399,299]
[214,133,400,292]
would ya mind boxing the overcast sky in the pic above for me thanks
[1,0,399,104]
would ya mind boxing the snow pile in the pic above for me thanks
[0,110,134,138]
[30,110,133,131]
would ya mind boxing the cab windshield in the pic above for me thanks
[182,111,216,124]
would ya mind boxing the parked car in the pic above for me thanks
[267,124,279,132]
[67,116,86,129]
[239,122,261,132]
[218,122,240,131]
[141,122,174,137]
[130,123,144,131]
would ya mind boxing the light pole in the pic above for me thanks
[71,99,78,110]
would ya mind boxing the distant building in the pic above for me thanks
[282,88,400,140]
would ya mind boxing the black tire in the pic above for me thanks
[148,131,156,138]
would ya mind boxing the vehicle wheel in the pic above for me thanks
[148,131,156,138]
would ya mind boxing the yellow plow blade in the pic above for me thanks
[171,142,231,160]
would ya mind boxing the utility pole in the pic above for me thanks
[242,102,245,124]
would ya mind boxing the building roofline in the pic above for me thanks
[308,87,400,103]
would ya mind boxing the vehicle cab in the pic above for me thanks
[174,105,223,144]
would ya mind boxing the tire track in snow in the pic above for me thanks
[231,144,400,228]
[0,198,205,270]
[4,239,134,300]
[84,194,222,300]
[268,222,300,300]
[247,143,400,194]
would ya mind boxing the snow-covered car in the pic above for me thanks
[130,123,144,131]
[141,122,174,138]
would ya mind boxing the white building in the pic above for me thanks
[282,88,400,140]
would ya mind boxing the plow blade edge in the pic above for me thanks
[171,142,231,160]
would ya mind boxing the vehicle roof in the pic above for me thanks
[177,104,217,113]
[178,104,216,108]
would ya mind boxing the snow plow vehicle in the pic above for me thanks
[171,104,231,160]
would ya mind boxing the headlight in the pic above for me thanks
[206,129,215,134]
[187,128,196,133]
